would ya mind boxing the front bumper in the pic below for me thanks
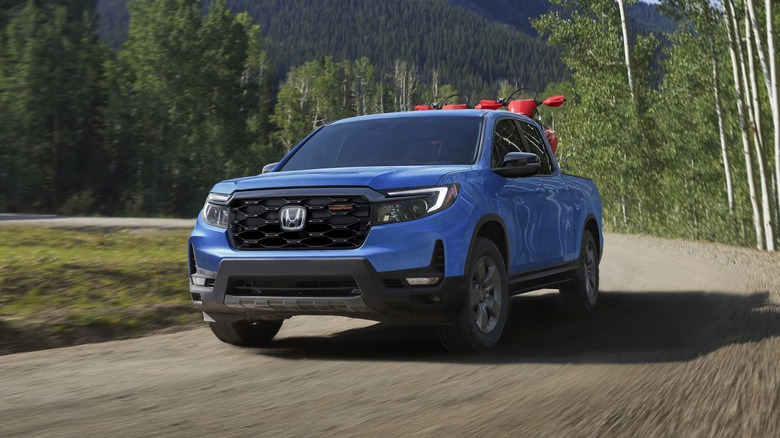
[189,186,475,323]
[190,257,467,323]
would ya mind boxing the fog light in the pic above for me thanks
[191,273,215,287]
[404,276,441,286]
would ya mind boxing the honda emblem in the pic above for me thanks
[279,205,307,232]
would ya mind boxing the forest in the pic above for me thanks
[95,0,573,98]
[1,0,779,251]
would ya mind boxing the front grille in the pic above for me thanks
[228,278,360,297]
[229,195,371,250]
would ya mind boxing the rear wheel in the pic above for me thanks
[560,231,599,311]
[209,319,283,347]
[437,238,509,353]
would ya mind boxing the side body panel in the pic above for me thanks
[189,110,604,321]
[473,112,582,275]
[561,173,604,258]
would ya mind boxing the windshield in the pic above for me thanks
[279,116,482,171]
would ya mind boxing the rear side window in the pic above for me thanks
[491,119,524,168]
[516,121,553,175]
[491,118,554,175]
[280,116,482,171]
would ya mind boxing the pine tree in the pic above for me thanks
[116,0,263,215]
[0,0,108,214]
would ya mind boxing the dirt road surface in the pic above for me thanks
[1,232,778,437]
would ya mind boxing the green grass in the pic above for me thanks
[0,227,201,354]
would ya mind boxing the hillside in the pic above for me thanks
[96,0,673,97]
[447,0,555,37]
[449,0,674,36]
[235,0,569,95]
[97,0,569,97]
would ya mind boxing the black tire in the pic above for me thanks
[560,231,599,311]
[208,319,283,347]
[437,238,509,353]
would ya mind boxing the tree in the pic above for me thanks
[765,0,780,245]
[534,0,658,233]
[724,0,765,249]
[392,59,419,112]
[116,0,263,215]
[235,11,277,166]
[657,0,780,249]
[271,57,376,152]
[616,0,636,101]
[351,57,376,116]
[0,0,108,214]
[741,0,774,250]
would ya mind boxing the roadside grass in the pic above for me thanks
[0,227,200,354]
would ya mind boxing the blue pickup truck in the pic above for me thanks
[188,108,602,352]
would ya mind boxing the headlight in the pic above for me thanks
[373,185,459,225]
[202,193,230,228]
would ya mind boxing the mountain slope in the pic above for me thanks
[95,0,672,97]
[449,0,674,36]
[97,0,569,96]
[447,0,554,37]
[220,0,568,95]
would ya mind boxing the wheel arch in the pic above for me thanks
[468,215,510,271]
[583,213,601,261]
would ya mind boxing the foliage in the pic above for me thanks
[2,0,778,251]
[96,0,570,100]
[0,0,108,214]
[534,0,778,248]
[113,0,264,215]
[651,30,751,244]
[271,57,357,151]
[534,0,660,234]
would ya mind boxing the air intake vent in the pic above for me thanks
[433,241,445,272]
[227,278,360,297]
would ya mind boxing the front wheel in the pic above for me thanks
[560,231,599,311]
[437,238,509,353]
[209,319,283,347]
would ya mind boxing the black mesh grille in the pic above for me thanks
[229,196,371,250]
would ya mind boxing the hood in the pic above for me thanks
[210,166,471,194]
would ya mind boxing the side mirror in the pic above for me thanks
[493,152,540,178]
[262,162,279,173]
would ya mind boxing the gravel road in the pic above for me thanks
[1,231,778,437]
